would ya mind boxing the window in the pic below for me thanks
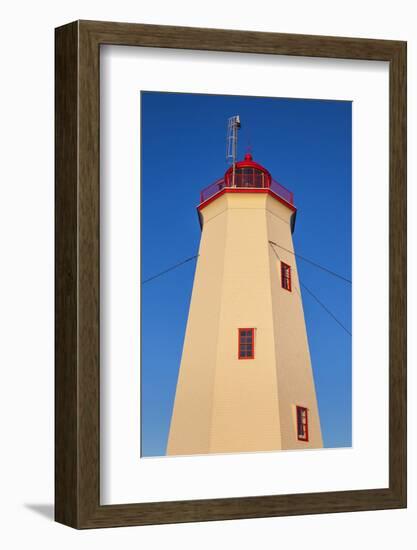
[281,261,292,291]
[234,168,265,188]
[238,328,255,359]
[296,406,309,441]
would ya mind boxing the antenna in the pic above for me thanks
[226,115,241,187]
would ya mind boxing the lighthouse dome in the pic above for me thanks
[224,152,272,188]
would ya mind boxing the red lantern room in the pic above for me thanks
[224,152,272,188]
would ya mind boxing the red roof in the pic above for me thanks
[224,153,272,185]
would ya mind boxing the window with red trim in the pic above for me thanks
[238,328,255,359]
[296,406,309,441]
[281,261,292,291]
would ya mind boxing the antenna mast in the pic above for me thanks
[226,115,241,187]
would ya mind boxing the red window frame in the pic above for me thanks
[296,406,309,442]
[281,261,292,291]
[238,328,255,360]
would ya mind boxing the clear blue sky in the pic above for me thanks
[141,91,352,457]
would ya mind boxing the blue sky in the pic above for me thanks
[141,91,352,457]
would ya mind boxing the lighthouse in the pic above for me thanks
[167,123,323,456]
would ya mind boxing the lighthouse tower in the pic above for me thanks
[167,150,323,456]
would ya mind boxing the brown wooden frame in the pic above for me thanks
[55,20,407,529]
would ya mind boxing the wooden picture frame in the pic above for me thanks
[55,20,407,529]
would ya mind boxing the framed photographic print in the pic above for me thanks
[55,20,406,528]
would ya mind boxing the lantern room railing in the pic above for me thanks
[199,175,294,206]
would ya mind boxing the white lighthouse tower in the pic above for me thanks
[167,121,322,456]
